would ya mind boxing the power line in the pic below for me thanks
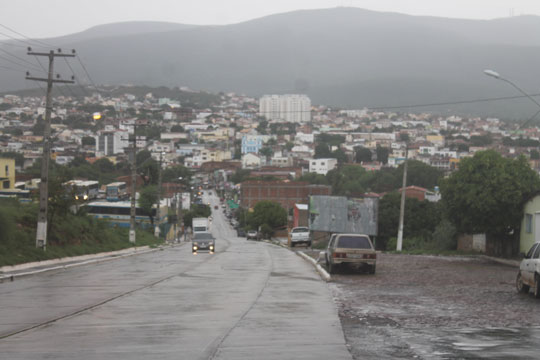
[0,53,42,73]
[76,55,100,92]
[64,57,89,97]
[0,47,44,71]
[0,23,57,48]
[0,64,27,73]
[0,32,31,48]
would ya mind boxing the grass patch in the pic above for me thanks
[0,199,164,267]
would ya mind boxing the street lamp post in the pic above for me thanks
[484,69,540,129]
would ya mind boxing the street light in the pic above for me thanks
[484,70,540,108]
[484,69,540,125]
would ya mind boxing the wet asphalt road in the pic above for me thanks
[0,194,351,360]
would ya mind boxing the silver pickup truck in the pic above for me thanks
[290,227,311,247]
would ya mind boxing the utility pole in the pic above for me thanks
[129,122,138,244]
[26,48,75,249]
[154,152,163,238]
[396,144,409,251]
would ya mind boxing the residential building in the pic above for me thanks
[95,130,129,156]
[242,153,264,168]
[259,94,311,123]
[241,135,263,154]
[309,158,338,175]
[0,158,15,189]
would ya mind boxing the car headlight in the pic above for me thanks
[209,245,214,250]
[193,245,198,251]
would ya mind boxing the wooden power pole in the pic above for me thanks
[26,48,75,249]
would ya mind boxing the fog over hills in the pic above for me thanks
[2,7,540,118]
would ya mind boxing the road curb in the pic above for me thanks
[297,251,332,282]
[0,243,181,281]
[479,255,520,268]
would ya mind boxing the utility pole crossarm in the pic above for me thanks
[27,51,75,57]
[25,76,75,84]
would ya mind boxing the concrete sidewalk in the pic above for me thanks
[0,243,183,281]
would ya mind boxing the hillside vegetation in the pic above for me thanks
[0,199,162,267]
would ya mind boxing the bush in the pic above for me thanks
[431,219,457,251]
[386,236,429,251]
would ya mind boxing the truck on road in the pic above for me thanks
[289,227,311,247]
[192,217,209,234]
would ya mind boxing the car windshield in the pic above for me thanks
[292,227,308,232]
[337,236,372,249]
[193,233,214,240]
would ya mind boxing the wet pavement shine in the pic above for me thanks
[0,194,351,360]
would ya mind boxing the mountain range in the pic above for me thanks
[2,7,540,119]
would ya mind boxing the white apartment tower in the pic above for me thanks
[259,94,311,123]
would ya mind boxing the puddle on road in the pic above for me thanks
[378,326,540,359]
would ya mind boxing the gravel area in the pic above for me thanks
[327,253,540,359]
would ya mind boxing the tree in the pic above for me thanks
[355,146,372,163]
[247,201,287,237]
[377,192,442,250]
[376,145,390,164]
[256,120,268,134]
[440,150,540,256]
[332,148,348,164]
[397,160,442,190]
[162,165,191,184]
[171,125,184,132]
[531,149,540,160]
[94,158,115,173]
[82,136,95,146]
[316,134,345,147]
[314,143,332,158]
[138,186,158,225]
[259,147,273,158]
[230,169,252,184]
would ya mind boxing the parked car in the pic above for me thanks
[247,230,258,240]
[517,242,540,297]
[214,205,219,210]
[237,228,246,237]
[289,226,311,247]
[324,233,376,274]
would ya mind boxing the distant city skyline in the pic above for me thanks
[2,0,540,39]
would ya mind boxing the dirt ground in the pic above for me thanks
[326,253,540,360]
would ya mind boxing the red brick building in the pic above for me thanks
[240,180,331,211]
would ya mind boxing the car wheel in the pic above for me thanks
[516,272,530,294]
[535,274,540,298]
[291,242,295,247]
[369,264,376,274]
[328,262,335,274]
[307,242,312,247]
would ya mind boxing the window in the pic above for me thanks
[2,180,9,189]
[534,244,540,259]
[337,235,372,249]
[526,214,533,234]
[5,165,9,176]
[526,244,538,259]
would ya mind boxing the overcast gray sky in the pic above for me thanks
[3,0,540,39]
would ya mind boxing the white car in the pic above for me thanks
[517,242,540,297]
[247,230,259,240]
[324,233,376,274]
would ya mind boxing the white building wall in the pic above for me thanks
[259,94,311,123]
